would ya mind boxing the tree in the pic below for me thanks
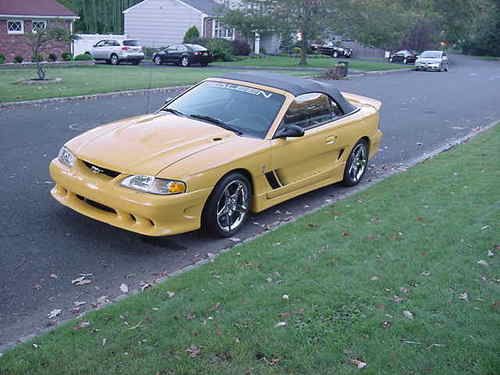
[223,0,332,65]
[183,26,200,43]
[24,27,71,80]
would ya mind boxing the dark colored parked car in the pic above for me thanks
[311,42,352,58]
[389,50,418,64]
[152,44,213,67]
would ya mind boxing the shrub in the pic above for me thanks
[231,39,251,56]
[32,53,45,62]
[74,53,93,61]
[193,38,234,61]
[61,52,73,61]
[48,53,57,62]
[292,47,302,55]
[0,53,5,64]
[183,26,200,43]
[14,55,24,63]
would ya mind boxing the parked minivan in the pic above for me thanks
[90,39,144,65]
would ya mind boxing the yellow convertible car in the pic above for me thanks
[50,72,382,237]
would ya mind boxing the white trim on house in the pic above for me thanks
[175,0,207,16]
[0,14,79,20]
[7,19,24,34]
[122,0,152,14]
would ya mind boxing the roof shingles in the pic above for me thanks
[0,0,77,17]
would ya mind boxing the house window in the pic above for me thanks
[7,20,24,34]
[213,20,234,40]
[32,20,47,33]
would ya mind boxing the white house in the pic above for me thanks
[123,0,280,53]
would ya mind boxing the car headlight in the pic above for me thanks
[58,146,75,168]
[121,175,186,195]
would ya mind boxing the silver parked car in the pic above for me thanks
[415,50,449,72]
[90,39,144,65]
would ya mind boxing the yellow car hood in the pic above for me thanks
[67,113,236,176]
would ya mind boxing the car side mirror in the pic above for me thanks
[275,124,305,139]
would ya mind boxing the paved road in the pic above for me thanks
[1,54,499,350]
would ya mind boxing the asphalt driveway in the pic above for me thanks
[1,54,499,350]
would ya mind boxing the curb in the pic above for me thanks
[1,119,497,356]
[348,68,412,78]
[0,85,191,110]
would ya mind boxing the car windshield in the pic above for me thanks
[123,40,140,46]
[420,51,441,58]
[163,81,285,138]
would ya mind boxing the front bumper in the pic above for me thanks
[415,63,440,70]
[49,159,211,236]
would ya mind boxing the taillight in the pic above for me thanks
[194,52,201,56]
[122,46,129,51]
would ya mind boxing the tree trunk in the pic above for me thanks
[36,62,46,80]
[299,29,308,65]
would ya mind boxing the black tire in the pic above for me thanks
[180,56,190,67]
[110,54,119,65]
[342,139,369,187]
[202,172,251,237]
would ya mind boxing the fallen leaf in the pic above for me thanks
[421,271,431,277]
[350,358,368,369]
[477,260,489,267]
[400,287,409,294]
[403,310,414,320]
[73,321,91,330]
[120,283,129,294]
[72,276,92,286]
[167,291,175,298]
[487,250,494,257]
[207,252,215,258]
[282,294,289,301]
[33,343,39,349]
[392,295,404,304]
[229,237,241,243]
[186,345,201,358]
[458,292,469,301]
[382,321,391,329]
[274,321,287,328]
[370,276,379,281]
[47,309,62,319]
[140,282,152,291]
[102,338,107,346]
[49,273,58,279]
[73,301,86,307]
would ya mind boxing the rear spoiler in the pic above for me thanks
[342,92,382,111]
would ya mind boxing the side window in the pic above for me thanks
[283,93,341,130]
[95,40,106,47]
[177,45,188,52]
[167,45,178,52]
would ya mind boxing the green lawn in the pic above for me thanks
[1,126,499,374]
[0,65,311,103]
[215,55,406,71]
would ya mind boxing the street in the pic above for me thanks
[1,54,499,350]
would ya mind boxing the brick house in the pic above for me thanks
[0,0,78,62]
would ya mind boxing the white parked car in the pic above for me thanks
[90,39,144,65]
[415,50,449,72]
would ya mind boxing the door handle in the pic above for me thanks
[325,135,337,144]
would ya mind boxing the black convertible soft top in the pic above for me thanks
[216,71,357,114]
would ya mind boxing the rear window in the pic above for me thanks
[187,44,207,51]
[123,40,140,46]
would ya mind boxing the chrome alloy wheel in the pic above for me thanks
[216,180,249,233]
[181,56,189,67]
[348,143,368,183]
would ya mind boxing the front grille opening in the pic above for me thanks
[76,195,116,214]
[146,219,155,227]
[82,161,121,178]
